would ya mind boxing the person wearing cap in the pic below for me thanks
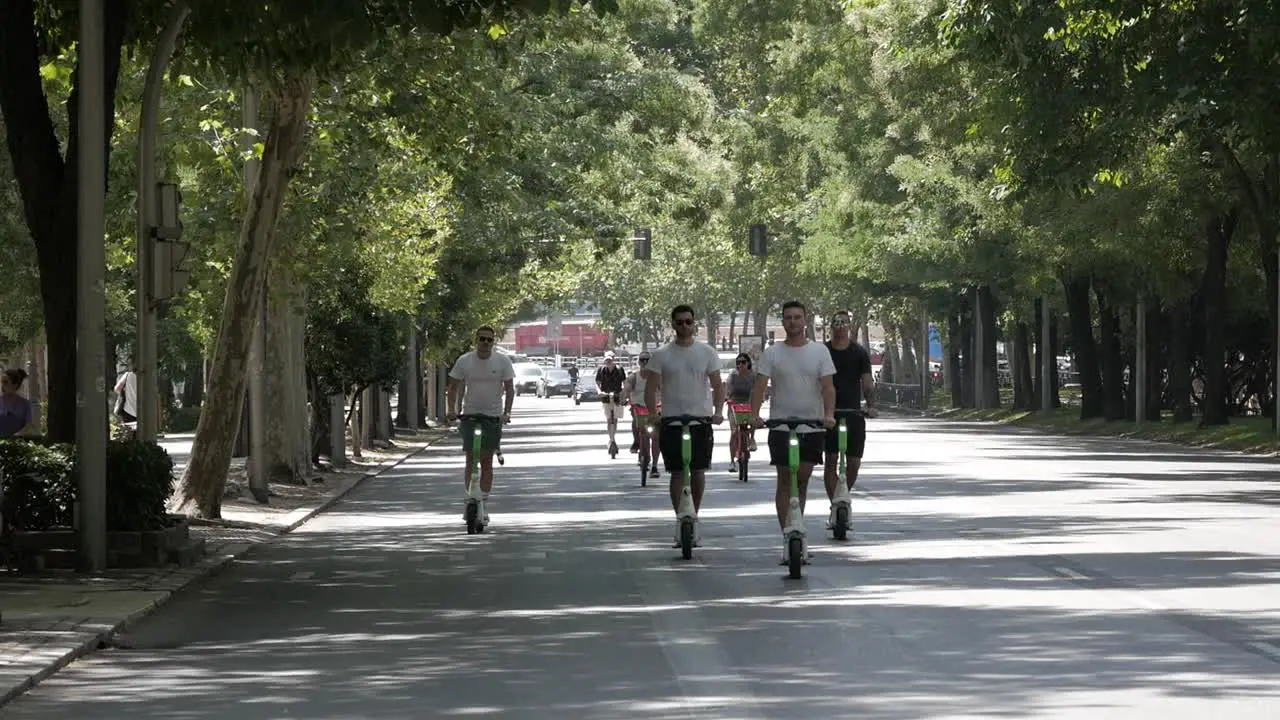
[623,351,660,476]
[595,351,628,454]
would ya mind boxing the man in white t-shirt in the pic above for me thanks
[751,301,836,558]
[644,304,725,545]
[446,326,515,515]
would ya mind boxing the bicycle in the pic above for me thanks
[457,413,500,534]
[764,417,825,578]
[829,409,870,541]
[660,414,711,560]
[728,401,753,483]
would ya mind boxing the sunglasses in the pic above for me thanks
[477,337,495,343]
[639,358,649,363]
[832,319,852,327]
[736,360,748,365]
[674,318,694,326]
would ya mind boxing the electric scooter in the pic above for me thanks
[661,414,710,560]
[634,404,654,486]
[765,418,824,578]
[457,413,498,534]
[828,409,872,541]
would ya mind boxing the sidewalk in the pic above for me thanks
[0,428,445,708]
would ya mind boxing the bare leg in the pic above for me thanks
[692,470,706,512]
[774,463,816,530]
[668,471,683,512]
[479,451,495,494]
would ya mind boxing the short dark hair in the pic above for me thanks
[3,368,27,388]
[671,304,695,321]
[782,301,807,315]
[476,325,495,337]
[833,309,852,319]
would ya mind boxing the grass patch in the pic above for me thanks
[931,406,1280,456]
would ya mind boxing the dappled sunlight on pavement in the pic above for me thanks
[5,400,1280,718]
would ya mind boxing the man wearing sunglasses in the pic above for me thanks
[644,304,725,547]
[446,326,516,524]
[824,310,877,529]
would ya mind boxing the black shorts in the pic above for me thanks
[768,430,824,467]
[659,422,713,472]
[824,412,867,458]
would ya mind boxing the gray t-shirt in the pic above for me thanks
[647,341,719,417]
[448,352,515,416]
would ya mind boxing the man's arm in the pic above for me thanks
[821,375,836,426]
[861,371,875,408]
[503,379,515,419]
[445,377,462,418]
[709,371,726,420]
[644,371,661,418]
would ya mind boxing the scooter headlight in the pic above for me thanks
[788,436,799,447]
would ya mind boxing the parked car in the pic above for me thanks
[537,368,575,398]
[573,375,600,405]
[512,363,544,396]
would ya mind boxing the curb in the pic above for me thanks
[0,430,446,710]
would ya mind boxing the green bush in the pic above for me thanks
[165,405,201,433]
[0,437,175,531]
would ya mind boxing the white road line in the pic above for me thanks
[1053,566,1089,581]
[1247,641,1280,661]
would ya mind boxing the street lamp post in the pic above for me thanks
[77,0,107,572]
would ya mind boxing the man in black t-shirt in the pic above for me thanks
[824,310,878,514]
[595,351,628,454]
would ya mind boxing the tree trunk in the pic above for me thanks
[899,323,918,384]
[262,258,307,484]
[1012,321,1033,409]
[178,72,316,517]
[1094,285,1127,421]
[947,311,964,408]
[1201,210,1236,426]
[977,286,1000,408]
[1063,274,1104,419]
[1141,298,1162,422]
[1264,250,1278,424]
[0,0,129,442]
[959,304,975,407]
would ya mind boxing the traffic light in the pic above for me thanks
[633,227,652,261]
[749,223,767,257]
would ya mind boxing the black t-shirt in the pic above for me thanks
[826,341,872,410]
[596,365,626,393]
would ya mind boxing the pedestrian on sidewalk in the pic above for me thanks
[0,368,33,437]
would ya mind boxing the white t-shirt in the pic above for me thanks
[448,351,515,416]
[757,341,835,433]
[647,341,719,417]
[114,370,138,416]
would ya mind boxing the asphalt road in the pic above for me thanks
[6,397,1280,718]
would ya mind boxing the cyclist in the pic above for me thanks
[595,351,627,454]
[750,301,835,563]
[624,351,661,475]
[567,363,580,395]
[644,304,724,546]
[823,310,878,528]
[445,326,515,524]
[722,352,757,473]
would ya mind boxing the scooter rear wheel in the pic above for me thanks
[787,537,803,578]
[679,519,694,560]
[833,505,850,541]
[738,454,749,483]
[464,501,479,535]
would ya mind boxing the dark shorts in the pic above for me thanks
[824,412,867,458]
[768,430,824,467]
[659,422,713,473]
[459,416,502,452]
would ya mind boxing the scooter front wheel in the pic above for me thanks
[679,519,694,560]
[787,536,803,578]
